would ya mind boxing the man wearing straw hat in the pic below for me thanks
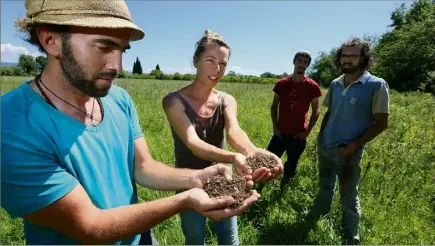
[1,0,260,245]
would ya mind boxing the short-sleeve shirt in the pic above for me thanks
[273,76,322,135]
[320,71,390,148]
[1,81,143,245]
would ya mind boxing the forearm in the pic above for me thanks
[188,139,237,164]
[307,111,320,133]
[319,111,330,134]
[227,128,257,156]
[353,122,387,147]
[271,106,278,128]
[135,160,197,191]
[82,193,187,244]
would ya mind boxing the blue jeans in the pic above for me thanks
[180,210,239,245]
[139,229,159,245]
[310,143,363,243]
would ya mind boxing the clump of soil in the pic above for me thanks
[204,175,252,209]
[245,153,278,171]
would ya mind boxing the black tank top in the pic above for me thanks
[167,91,227,170]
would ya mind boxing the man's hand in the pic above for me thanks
[295,131,309,139]
[248,149,284,184]
[184,188,261,222]
[339,142,359,157]
[273,126,282,137]
[192,164,254,189]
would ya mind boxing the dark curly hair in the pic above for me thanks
[23,24,70,53]
[334,37,372,71]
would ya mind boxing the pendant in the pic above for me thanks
[91,118,98,126]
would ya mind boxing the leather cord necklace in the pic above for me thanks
[34,74,103,126]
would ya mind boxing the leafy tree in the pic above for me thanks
[307,49,341,87]
[227,71,237,76]
[260,72,275,78]
[156,64,160,71]
[373,0,435,92]
[173,72,181,80]
[18,54,37,75]
[35,55,47,71]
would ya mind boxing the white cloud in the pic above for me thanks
[227,66,261,76]
[1,43,44,62]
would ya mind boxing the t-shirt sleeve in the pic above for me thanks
[126,93,144,140]
[311,82,323,100]
[372,80,390,114]
[272,81,282,95]
[1,130,79,219]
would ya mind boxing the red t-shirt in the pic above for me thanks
[273,76,322,135]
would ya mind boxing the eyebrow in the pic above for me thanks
[205,55,227,63]
[95,38,131,51]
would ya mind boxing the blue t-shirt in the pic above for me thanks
[1,81,143,245]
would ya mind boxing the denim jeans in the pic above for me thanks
[180,209,239,245]
[138,229,159,245]
[267,135,307,180]
[310,143,363,243]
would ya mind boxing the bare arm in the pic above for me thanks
[307,97,321,134]
[270,93,280,131]
[20,134,254,245]
[133,136,198,191]
[353,113,389,148]
[23,184,188,245]
[223,93,257,156]
[162,94,237,164]
[318,109,331,135]
[318,87,332,136]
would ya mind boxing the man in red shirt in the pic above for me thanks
[266,50,322,191]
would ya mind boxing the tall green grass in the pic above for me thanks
[1,77,434,245]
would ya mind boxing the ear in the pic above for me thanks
[36,27,64,58]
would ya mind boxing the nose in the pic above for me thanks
[106,52,123,73]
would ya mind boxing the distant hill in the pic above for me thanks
[0,62,18,67]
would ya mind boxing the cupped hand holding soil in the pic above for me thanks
[245,152,280,172]
[204,174,253,209]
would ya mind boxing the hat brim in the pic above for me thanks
[16,15,145,41]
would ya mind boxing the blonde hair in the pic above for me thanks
[194,29,231,61]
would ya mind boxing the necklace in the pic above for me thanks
[34,74,103,126]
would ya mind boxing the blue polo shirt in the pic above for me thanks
[1,81,143,245]
[320,71,390,148]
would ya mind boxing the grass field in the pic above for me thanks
[1,76,435,245]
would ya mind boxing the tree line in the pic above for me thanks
[1,0,433,93]
[309,0,434,93]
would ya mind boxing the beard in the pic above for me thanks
[295,67,305,75]
[59,36,117,97]
[341,63,360,74]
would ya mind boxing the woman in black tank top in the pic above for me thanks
[162,29,283,245]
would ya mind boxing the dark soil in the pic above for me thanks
[245,153,278,171]
[204,174,253,209]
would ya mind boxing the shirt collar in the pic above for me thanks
[337,71,370,86]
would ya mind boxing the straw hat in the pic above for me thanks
[15,0,145,41]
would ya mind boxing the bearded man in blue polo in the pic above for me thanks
[308,38,390,245]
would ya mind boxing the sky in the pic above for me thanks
[1,0,409,76]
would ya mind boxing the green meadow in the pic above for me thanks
[1,76,434,245]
